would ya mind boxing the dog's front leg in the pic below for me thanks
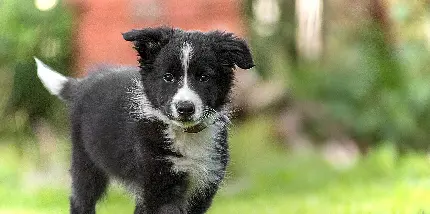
[134,185,187,214]
[134,158,188,214]
[156,204,187,214]
[134,203,186,214]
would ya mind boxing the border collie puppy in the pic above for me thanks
[35,27,254,214]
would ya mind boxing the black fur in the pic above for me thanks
[40,27,254,214]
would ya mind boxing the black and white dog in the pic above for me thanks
[35,27,254,214]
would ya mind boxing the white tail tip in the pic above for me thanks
[34,57,68,96]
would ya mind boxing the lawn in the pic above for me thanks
[1,117,430,213]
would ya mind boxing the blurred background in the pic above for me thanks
[1,0,430,213]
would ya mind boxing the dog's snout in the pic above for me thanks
[176,101,195,118]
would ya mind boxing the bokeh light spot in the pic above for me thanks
[35,0,58,11]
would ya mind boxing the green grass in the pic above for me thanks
[1,117,430,213]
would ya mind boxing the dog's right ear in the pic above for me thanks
[207,31,255,70]
[123,27,175,66]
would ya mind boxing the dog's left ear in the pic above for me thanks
[208,31,255,69]
[123,27,175,66]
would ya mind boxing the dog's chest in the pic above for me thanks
[167,126,224,197]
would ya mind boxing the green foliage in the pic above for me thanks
[0,0,73,136]
[245,0,296,79]
[246,0,430,151]
[291,23,430,151]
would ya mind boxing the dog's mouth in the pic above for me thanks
[169,120,206,133]
[169,113,215,133]
[171,119,208,133]
[182,122,207,133]
[166,105,218,133]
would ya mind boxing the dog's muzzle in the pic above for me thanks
[175,101,195,121]
[171,101,209,133]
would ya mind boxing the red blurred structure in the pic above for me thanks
[66,0,247,76]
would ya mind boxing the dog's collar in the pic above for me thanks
[183,123,208,133]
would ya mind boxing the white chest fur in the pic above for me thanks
[166,125,224,198]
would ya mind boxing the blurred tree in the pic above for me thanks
[245,0,430,153]
[0,0,73,141]
[245,0,297,78]
[296,0,323,60]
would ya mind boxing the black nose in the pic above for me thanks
[176,101,195,118]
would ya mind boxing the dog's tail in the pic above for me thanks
[34,57,77,102]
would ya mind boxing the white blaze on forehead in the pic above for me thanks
[171,42,203,121]
[181,42,193,74]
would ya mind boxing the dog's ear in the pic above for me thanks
[208,31,255,69]
[123,27,175,66]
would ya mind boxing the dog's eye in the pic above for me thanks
[163,73,175,82]
[198,74,209,82]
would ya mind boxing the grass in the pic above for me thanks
[1,116,430,213]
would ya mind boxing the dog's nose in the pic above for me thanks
[176,101,195,118]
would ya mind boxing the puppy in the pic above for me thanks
[35,27,254,214]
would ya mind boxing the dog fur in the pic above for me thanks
[35,27,254,214]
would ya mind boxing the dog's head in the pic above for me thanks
[123,27,254,130]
